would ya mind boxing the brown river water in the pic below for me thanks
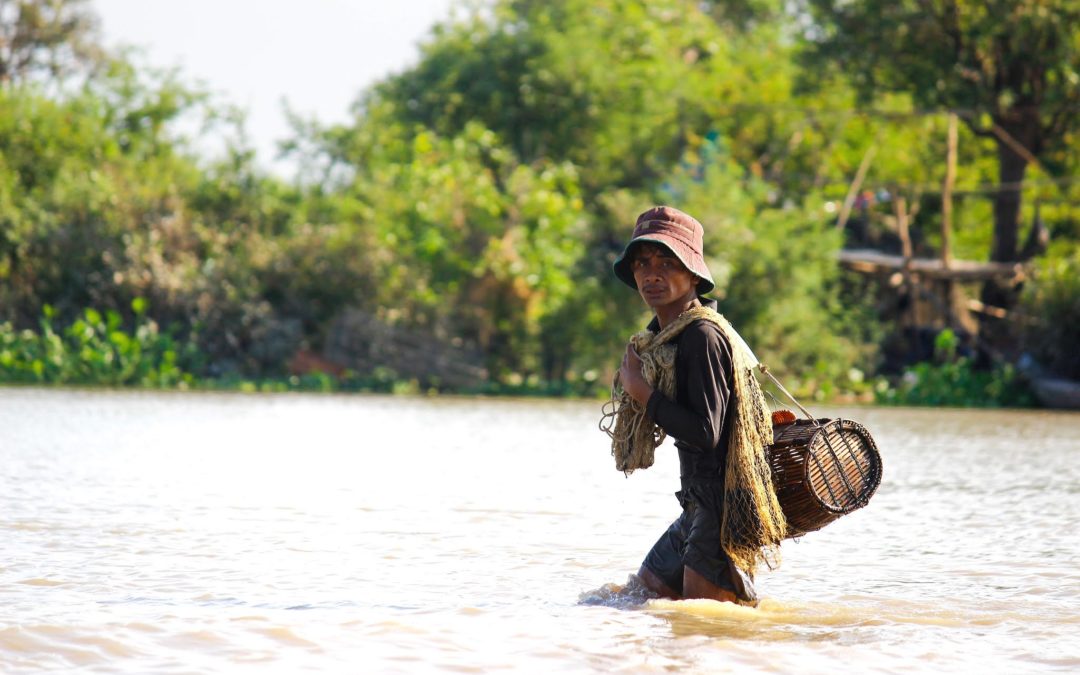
[1,388,1078,673]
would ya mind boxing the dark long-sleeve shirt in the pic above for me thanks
[643,299,734,488]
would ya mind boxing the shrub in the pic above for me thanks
[875,329,1035,407]
[1021,244,1080,380]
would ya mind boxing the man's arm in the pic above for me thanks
[644,323,732,450]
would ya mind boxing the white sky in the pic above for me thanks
[92,0,460,176]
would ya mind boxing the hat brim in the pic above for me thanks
[613,237,715,295]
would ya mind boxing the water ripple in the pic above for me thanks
[1,389,1078,673]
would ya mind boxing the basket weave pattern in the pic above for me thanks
[767,418,883,537]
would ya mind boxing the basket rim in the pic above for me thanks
[797,418,882,515]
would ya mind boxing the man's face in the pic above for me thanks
[630,243,698,310]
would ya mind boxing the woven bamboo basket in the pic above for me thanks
[767,417,882,537]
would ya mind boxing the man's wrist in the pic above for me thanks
[630,381,654,407]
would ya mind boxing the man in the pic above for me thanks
[609,205,784,605]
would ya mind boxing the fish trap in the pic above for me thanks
[767,416,883,537]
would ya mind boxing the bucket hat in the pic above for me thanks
[613,206,715,295]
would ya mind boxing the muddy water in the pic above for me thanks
[1,388,1077,672]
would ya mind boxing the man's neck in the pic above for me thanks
[655,296,701,329]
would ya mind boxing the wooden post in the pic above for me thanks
[895,195,913,262]
[836,144,878,230]
[941,112,958,329]
[894,194,916,331]
[942,113,957,268]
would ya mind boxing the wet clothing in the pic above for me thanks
[641,484,756,600]
[639,299,757,602]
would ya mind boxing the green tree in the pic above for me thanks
[0,0,101,84]
[0,56,308,377]
[801,0,1080,348]
[347,121,587,382]
[368,0,808,194]
[288,0,889,389]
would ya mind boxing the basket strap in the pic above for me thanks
[726,325,818,424]
[756,363,817,423]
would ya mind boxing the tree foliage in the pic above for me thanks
[299,0,880,387]
[1,0,1078,395]
[0,60,304,376]
[800,0,1080,364]
[0,0,100,84]
[802,0,1080,253]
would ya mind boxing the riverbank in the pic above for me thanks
[0,367,1055,411]
[0,306,1056,408]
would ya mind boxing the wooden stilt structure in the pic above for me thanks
[834,113,1032,364]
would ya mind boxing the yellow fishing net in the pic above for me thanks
[599,306,786,575]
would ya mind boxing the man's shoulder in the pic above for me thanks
[679,318,733,354]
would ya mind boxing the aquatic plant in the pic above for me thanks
[875,329,1036,408]
[0,300,197,388]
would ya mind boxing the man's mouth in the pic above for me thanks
[642,286,665,296]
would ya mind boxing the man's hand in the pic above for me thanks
[619,344,654,407]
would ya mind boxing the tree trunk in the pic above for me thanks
[977,126,1031,364]
[990,136,1028,264]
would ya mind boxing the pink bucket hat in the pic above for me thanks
[613,206,715,295]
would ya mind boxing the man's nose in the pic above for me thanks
[641,264,662,281]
